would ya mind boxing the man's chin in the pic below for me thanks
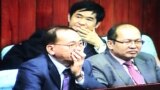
[127,55,137,59]
[67,61,74,66]
[129,52,138,56]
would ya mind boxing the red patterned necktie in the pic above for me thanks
[124,61,145,85]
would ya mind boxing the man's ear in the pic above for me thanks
[95,22,101,29]
[107,40,114,50]
[68,14,71,22]
[46,44,55,55]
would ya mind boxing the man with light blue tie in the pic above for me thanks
[87,24,160,88]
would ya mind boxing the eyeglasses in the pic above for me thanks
[54,40,86,49]
[111,39,144,45]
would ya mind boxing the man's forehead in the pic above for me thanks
[57,30,80,38]
[75,9,96,17]
[57,29,77,35]
[117,24,138,30]
[116,25,141,38]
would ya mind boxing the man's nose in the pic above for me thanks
[78,19,86,25]
[129,41,137,48]
[75,44,85,52]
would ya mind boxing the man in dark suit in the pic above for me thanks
[0,30,46,70]
[1,1,106,70]
[13,26,105,90]
[87,24,160,88]
[68,1,106,58]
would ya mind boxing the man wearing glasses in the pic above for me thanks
[87,24,160,88]
[13,26,105,90]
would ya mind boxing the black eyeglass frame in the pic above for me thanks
[111,39,144,45]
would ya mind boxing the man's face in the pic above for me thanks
[108,25,143,60]
[53,30,84,65]
[68,10,99,31]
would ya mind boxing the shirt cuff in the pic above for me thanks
[94,43,106,53]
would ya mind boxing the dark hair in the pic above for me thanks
[107,24,120,40]
[43,26,75,46]
[69,1,105,23]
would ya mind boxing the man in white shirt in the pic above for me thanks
[13,26,105,90]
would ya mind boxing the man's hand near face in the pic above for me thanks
[70,49,86,77]
[73,26,105,50]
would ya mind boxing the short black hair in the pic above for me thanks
[69,1,105,23]
[107,24,120,40]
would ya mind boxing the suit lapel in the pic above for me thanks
[46,55,61,90]
[134,57,154,83]
[69,75,77,90]
[106,51,134,85]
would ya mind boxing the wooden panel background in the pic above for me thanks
[1,0,160,58]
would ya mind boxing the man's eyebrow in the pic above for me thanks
[87,17,94,20]
[76,13,83,16]
[120,38,142,41]
[67,40,82,44]
[76,13,94,19]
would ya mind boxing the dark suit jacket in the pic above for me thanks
[84,38,106,59]
[84,43,97,59]
[0,30,46,70]
[1,35,105,70]
[13,54,105,90]
[87,50,160,88]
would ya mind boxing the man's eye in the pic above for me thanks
[76,15,82,18]
[135,40,143,43]
[136,40,142,42]
[68,44,75,46]
[87,18,93,21]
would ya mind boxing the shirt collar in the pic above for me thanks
[109,51,134,65]
[48,54,67,75]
